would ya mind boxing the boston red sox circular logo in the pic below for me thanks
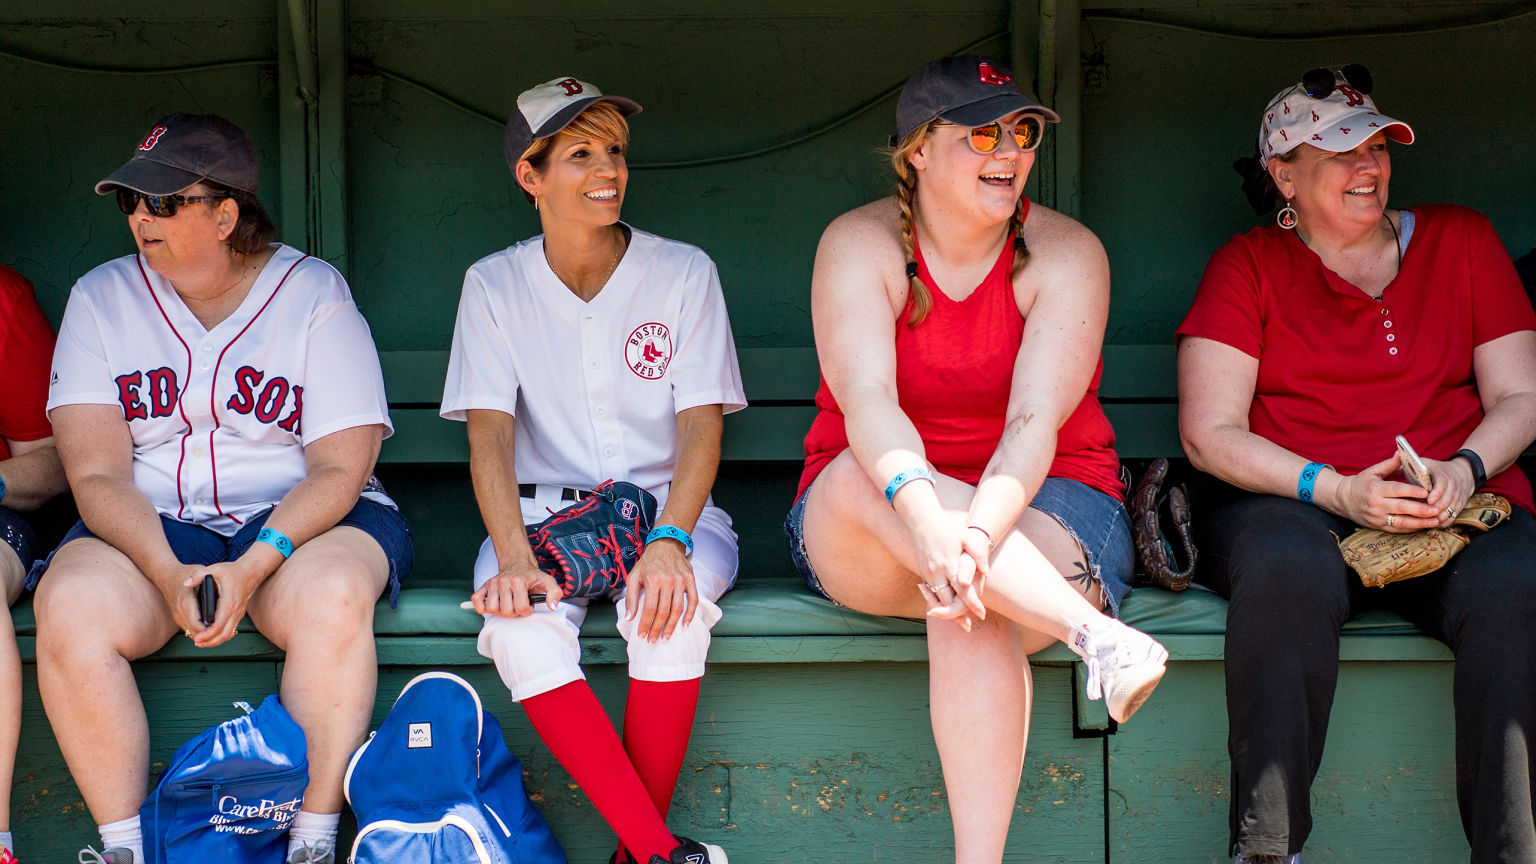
[625,322,672,380]
[618,499,638,520]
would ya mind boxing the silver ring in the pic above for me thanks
[932,583,956,597]
[1385,514,1396,529]
[1445,507,1456,518]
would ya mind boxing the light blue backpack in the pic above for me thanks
[343,671,566,864]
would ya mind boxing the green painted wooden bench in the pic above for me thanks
[12,345,1470,863]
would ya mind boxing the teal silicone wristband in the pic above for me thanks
[1297,462,1327,504]
[646,525,694,556]
[256,527,294,559]
[884,467,934,505]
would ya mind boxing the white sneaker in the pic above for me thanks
[650,837,728,864]
[78,848,134,864]
[1065,616,1168,723]
[1235,854,1302,864]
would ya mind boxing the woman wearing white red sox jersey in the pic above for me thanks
[31,114,413,864]
[441,78,744,864]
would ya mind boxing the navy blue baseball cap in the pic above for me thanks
[895,55,1059,142]
[96,113,259,196]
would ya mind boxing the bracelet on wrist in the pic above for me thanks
[256,527,295,559]
[965,525,995,551]
[884,467,935,505]
[646,524,694,557]
[1297,462,1329,504]
[1454,448,1487,491]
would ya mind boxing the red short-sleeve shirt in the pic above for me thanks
[1177,204,1536,513]
[0,264,57,462]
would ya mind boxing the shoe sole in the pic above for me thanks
[1107,644,1169,723]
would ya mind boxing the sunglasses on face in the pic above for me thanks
[1300,63,1373,100]
[933,114,1044,155]
[115,188,229,217]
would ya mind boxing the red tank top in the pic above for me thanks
[797,203,1124,501]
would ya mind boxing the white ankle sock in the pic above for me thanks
[287,810,341,857]
[98,815,144,861]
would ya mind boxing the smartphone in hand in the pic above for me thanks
[198,574,219,627]
[1395,435,1433,489]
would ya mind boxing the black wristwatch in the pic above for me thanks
[1454,448,1487,491]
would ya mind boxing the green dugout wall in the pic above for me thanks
[4,1,1534,343]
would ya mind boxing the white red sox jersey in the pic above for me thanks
[48,244,395,535]
[440,224,746,499]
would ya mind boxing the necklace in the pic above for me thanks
[545,228,625,296]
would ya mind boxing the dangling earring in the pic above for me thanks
[1276,200,1298,230]
[533,197,540,211]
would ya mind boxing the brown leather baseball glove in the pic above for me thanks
[1338,492,1511,588]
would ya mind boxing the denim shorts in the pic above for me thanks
[0,506,39,576]
[784,475,1135,617]
[26,498,414,607]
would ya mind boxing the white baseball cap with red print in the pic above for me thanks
[1258,71,1414,166]
[503,76,642,174]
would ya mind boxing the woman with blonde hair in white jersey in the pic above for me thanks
[783,55,1168,861]
[441,77,744,864]
[31,114,412,864]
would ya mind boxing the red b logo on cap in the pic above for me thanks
[138,126,167,151]
[977,62,1011,86]
[1336,84,1365,107]
[556,78,583,97]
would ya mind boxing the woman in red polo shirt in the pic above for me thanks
[1179,65,1536,864]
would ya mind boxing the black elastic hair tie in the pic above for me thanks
[1013,235,1027,251]
[905,261,918,279]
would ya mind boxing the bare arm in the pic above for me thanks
[813,206,941,531]
[627,404,724,641]
[51,404,184,583]
[466,408,558,616]
[0,435,68,511]
[1178,336,1438,530]
[966,212,1110,543]
[1465,330,1536,477]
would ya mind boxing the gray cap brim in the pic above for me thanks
[95,158,206,196]
[941,93,1061,128]
[532,94,643,141]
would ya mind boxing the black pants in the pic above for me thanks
[1197,492,1536,862]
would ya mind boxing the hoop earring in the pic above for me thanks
[1276,201,1298,230]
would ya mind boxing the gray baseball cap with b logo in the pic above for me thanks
[503,77,643,173]
[95,113,259,196]
[895,54,1060,141]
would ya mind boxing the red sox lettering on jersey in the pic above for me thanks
[48,245,393,535]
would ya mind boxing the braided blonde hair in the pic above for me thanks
[890,124,1031,327]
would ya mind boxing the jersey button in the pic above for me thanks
[1383,320,1392,329]
[199,361,211,371]
[1386,334,1396,342]
[604,447,615,458]
[1389,347,1399,356]
[201,343,213,352]
[594,404,606,416]
[590,360,599,369]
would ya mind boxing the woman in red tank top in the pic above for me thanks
[782,55,1169,861]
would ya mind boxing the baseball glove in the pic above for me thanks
[1131,457,1197,591]
[1338,492,1511,588]
[526,480,657,600]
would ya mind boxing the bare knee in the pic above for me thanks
[280,560,379,635]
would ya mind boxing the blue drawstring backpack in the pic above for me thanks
[344,671,566,864]
[140,694,309,864]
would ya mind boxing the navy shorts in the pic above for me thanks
[0,506,39,578]
[784,475,1135,617]
[26,498,414,606]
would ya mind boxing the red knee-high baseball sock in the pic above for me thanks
[520,681,676,862]
[614,677,702,863]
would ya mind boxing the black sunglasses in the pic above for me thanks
[115,188,230,218]
[1300,64,1373,100]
